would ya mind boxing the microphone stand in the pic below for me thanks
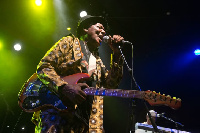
[159,114,184,132]
[118,46,160,133]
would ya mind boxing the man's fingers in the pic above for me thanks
[79,94,86,102]
[75,94,86,104]
[77,83,89,93]
[79,89,87,97]
[77,83,89,88]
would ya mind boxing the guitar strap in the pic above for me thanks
[89,58,104,133]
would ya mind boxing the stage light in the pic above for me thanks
[194,49,200,56]
[14,43,22,51]
[67,27,71,31]
[80,11,87,18]
[22,127,25,130]
[0,41,2,50]
[35,0,42,6]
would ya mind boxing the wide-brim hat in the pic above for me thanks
[76,15,107,38]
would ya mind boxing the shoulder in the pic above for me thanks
[55,34,80,48]
[60,34,76,43]
[63,34,79,41]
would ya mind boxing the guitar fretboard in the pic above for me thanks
[83,87,144,99]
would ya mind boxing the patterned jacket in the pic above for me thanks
[29,34,123,132]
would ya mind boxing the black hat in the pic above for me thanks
[76,15,107,38]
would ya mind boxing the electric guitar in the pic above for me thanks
[18,73,181,112]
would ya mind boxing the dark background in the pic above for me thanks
[0,0,200,132]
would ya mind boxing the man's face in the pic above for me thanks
[85,23,106,48]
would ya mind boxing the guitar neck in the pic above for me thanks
[83,87,144,99]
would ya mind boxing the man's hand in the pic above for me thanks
[107,35,124,59]
[105,35,124,62]
[58,83,88,105]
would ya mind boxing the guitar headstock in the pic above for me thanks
[144,90,181,110]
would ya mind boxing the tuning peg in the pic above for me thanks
[167,95,171,98]
[177,98,181,101]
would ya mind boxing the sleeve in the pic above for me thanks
[36,36,74,93]
[104,53,124,89]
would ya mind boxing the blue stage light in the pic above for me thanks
[194,49,200,55]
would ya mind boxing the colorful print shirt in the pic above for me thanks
[32,35,123,132]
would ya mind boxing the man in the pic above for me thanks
[19,15,125,133]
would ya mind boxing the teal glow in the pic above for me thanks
[194,49,200,55]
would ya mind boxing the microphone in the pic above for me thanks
[157,112,165,117]
[103,36,132,45]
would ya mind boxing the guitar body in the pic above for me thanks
[18,73,90,112]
